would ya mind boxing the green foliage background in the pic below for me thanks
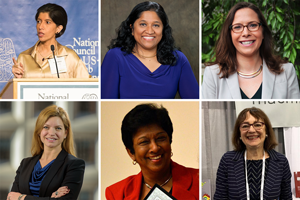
[202,0,300,79]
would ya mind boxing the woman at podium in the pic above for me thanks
[11,3,89,78]
[6,105,85,200]
[105,103,199,199]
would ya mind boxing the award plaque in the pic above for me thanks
[144,184,177,200]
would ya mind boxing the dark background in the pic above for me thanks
[101,0,199,84]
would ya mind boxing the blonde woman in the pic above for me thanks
[7,105,85,200]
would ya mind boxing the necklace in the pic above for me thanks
[144,175,172,189]
[237,64,262,79]
[133,48,156,59]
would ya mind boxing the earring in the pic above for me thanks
[171,152,173,157]
[266,134,268,137]
[240,137,242,140]
[132,160,136,165]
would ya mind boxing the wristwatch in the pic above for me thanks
[18,194,24,200]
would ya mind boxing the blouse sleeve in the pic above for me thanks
[105,187,116,200]
[101,49,120,99]
[214,155,228,199]
[279,157,292,199]
[23,159,85,200]
[74,59,90,78]
[177,53,199,99]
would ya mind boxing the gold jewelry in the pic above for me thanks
[237,64,262,79]
[144,175,172,189]
[132,160,137,165]
[171,152,173,157]
[133,48,156,59]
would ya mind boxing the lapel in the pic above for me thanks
[124,172,142,200]
[262,60,275,99]
[226,72,242,99]
[263,149,279,199]
[39,149,68,197]
[171,161,198,200]
[20,154,41,195]
[233,151,247,200]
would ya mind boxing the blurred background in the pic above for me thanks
[0,101,98,200]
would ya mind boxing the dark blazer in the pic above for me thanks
[202,60,300,99]
[214,150,292,200]
[106,161,199,200]
[11,149,85,200]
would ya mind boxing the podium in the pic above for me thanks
[0,78,99,99]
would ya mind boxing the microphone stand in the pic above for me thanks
[51,45,60,78]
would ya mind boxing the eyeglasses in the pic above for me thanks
[240,122,265,131]
[229,21,262,33]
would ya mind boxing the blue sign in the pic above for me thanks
[0,0,99,91]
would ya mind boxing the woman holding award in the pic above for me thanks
[105,103,199,199]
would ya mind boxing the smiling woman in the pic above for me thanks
[214,107,292,199]
[6,105,85,200]
[11,3,89,78]
[101,1,199,99]
[105,103,199,200]
[202,2,300,99]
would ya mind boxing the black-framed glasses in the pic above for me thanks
[229,21,262,33]
[240,122,265,131]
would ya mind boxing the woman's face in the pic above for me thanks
[127,124,171,175]
[131,11,163,52]
[40,116,67,151]
[231,8,263,59]
[240,112,267,150]
[36,12,62,43]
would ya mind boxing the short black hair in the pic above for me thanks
[121,103,173,154]
[35,3,68,38]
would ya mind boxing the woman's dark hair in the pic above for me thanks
[232,107,278,151]
[206,2,286,78]
[108,1,178,65]
[35,3,68,38]
[121,103,173,154]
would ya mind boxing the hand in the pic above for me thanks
[6,192,26,200]
[12,57,24,78]
[51,186,70,198]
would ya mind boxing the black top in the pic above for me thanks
[247,158,270,200]
[241,83,262,99]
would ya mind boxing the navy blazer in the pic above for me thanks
[214,150,292,200]
[11,149,85,200]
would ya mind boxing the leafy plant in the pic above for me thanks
[202,0,300,79]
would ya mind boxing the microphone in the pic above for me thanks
[51,45,60,78]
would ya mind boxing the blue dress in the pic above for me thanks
[101,48,199,99]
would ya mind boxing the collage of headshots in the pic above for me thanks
[0,0,299,200]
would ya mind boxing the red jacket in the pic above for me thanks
[106,161,199,200]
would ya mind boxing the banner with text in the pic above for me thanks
[235,101,300,127]
[0,0,99,91]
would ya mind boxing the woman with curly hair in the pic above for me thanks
[101,1,199,99]
[202,2,300,99]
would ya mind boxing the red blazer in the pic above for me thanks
[106,161,199,200]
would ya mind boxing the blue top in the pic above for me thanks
[214,150,292,200]
[101,48,199,99]
[29,159,55,197]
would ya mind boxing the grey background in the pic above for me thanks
[101,0,199,83]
